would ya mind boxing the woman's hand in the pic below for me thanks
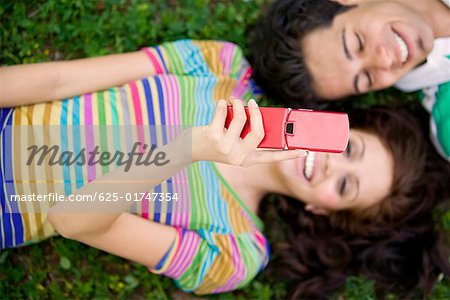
[192,98,305,167]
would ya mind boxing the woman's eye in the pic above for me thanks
[345,141,352,157]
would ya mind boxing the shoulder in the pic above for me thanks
[151,225,270,294]
[157,39,242,54]
[186,229,271,294]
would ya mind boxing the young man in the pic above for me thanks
[249,0,450,160]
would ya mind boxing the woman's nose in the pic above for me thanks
[323,153,350,178]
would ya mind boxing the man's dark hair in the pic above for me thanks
[248,0,350,106]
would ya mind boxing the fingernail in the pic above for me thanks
[248,99,258,108]
[217,99,226,106]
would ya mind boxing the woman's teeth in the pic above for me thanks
[303,152,315,180]
[394,32,408,63]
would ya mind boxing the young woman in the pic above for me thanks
[266,105,450,298]
[1,40,448,297]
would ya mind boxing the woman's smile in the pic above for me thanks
[294,151,318,184]
[302,151,316,181]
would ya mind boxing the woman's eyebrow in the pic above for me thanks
[350,135,365,203]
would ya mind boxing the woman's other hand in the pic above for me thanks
[192,98,305,167]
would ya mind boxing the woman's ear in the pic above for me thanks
[305,204,330,216]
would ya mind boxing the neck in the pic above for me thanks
[216,162,288,211]
[241,163,286,197]
[396,0,450,38]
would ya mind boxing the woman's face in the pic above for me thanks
[277,129,394,214]
[301,1,434,99]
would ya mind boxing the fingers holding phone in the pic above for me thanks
[192,98,305,167]
[225,98,247,144]
[242,99,265,149]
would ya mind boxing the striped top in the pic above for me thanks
[0,40,269,294]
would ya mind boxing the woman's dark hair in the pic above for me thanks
[247,0,351,106]
[261,107,450,299]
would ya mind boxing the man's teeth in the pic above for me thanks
[303,152,315,180]
[394,32,408,63]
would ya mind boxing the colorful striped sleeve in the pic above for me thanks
[142,40,251,80]
[150,227,270,295]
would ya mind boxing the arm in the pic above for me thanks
[48,99,304,267]
[47,128,191,268]
[71,212,177,268]
[0,51,155,108]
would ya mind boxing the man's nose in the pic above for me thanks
[366,44,395,70]
[376,50,395,69]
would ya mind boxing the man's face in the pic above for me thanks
[301,2,435,99]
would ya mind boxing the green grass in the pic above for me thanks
[1,0,449,299]
[1,0,266,64]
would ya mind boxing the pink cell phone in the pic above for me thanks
[224,106,349,153]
